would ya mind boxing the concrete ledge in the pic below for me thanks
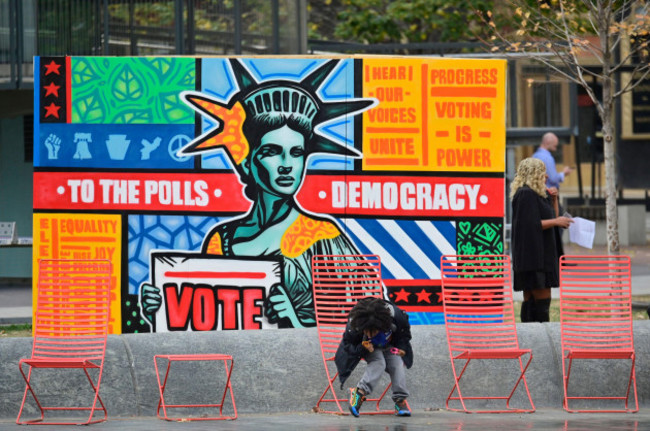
[1,322,649,419]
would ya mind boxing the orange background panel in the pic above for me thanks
[33,213,122,334]
[362,58,507,173]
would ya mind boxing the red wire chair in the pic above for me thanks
[154,354,237,421]
[559,255,638,413]
[16,259,112,425]
[440,254,535,413]
[311,254,395,415]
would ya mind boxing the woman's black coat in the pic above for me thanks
[511,185,558,273]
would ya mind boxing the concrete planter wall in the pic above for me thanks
[1,322,649,418]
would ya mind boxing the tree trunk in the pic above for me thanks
[601,84,619,255]
[598,4,619,256]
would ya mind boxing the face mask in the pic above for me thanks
[370,330,391,348]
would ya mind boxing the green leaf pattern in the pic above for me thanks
[71,92,105,123]
[113,65,144,101]
[160,91,192,123]
[71,59,101,85]
[456,220,504,274]
[70,57,195,124]
[113,109,153,125]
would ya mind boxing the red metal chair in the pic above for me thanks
[16,259,112,425]
[154,354,237,421]
[559,255,638,413]
[440,254,535,413]
[311,254,395,415]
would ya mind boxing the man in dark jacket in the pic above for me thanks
[334,297,413,417]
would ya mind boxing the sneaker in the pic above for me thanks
[349,387,366,417]
[394,398,411,417]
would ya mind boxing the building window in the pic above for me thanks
[531,82,562,127]
[521,66,568,129]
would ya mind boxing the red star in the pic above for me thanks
[44,60,61,75]
[436,291,443,303]
[415,289,432,303]
[478,291,496,302]
[44,102,61,118]
[392,288,410,303]
[43,82,60,97]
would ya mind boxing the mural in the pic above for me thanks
[33,56,506,333]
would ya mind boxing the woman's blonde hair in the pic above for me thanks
[510,157,547,199]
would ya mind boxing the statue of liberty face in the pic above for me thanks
[249,125,306,197]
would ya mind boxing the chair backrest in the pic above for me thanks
[33,259,112,361]
[311,254,383,356]
[440,254,519,355]
[559,255,634,353]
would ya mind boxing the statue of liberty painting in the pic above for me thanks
[141,59,376,328]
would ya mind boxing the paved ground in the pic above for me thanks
[0,408,648,430]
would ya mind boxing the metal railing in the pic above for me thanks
[0,0,307,89]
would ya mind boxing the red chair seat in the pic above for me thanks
[20,358,101,368]
[455,348,531,360]
[565,349,635,360]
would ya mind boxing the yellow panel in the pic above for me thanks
[362,58,507,172]
[33,213,122,334]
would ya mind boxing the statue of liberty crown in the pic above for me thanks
[243,85,318,125]
[179,58,376,164]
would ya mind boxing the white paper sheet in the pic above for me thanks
[568,216,596,249]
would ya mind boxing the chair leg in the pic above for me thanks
[154,355,237,421]
[446,359,470,412]
[218,359,237,418]
[17,363,107,425]
[372,382,392,411]
[448,356,534,413]
[315,367,347,414]
[625,357,638,413]
[155,358,172,420]
[17,364,45,424]
[563,357,573,412]
[505,354,535,412]
[564,356,638,413]
[326,374,346,414]
[521,357,535,412]
[82,367,108,424]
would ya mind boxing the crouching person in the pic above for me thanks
[335,297,413,417]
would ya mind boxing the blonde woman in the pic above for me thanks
[510,158,573,322]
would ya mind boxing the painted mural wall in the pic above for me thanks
[33,56,506,334]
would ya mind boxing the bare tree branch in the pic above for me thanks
[482,0,650,255]
[614,67,650,97]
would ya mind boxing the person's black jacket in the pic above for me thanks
[334,299,413,389]
[511,185,558,273]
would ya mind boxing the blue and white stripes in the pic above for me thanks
[338,218,456,281]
